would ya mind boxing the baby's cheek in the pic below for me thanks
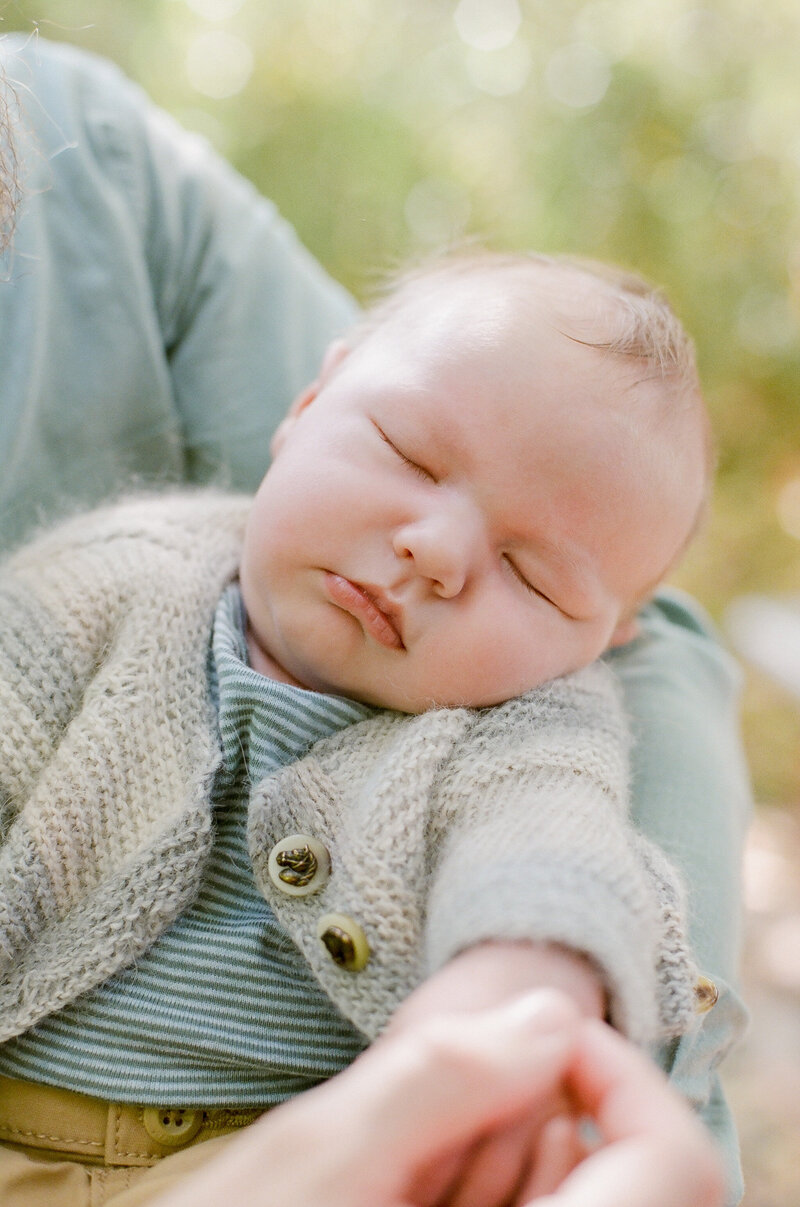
[493,625,569,694]
[467,636,545,704]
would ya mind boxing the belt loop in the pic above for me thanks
[105,1104,162,1167]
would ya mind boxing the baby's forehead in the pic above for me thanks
[359,255,704,433]
[376,259,632,362]
[405,256,611,309]
[389,261,706,474]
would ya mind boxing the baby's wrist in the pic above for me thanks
[388,940,607,1036]
[523,942,608,1020]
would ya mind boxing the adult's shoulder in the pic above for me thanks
[1,34,152,162]
[1,32,134,89]
[0,36,357,550]
[607,586,742,698]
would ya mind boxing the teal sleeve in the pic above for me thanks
[607,588,752,1206]
[0,36,357,549]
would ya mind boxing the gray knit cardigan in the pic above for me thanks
[0,493,698,1048]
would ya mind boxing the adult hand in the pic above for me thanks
[150,990,724,1207]
[383,939,607,1205]
[523,1015,725,1207]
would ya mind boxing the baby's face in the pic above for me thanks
[240,269,705,711]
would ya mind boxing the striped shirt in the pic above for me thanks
[0,585,373,1105]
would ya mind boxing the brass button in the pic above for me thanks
[267,834,330,897]
[694,975,719,1013]
[142,1106,202,1147]
[317,912,370,971]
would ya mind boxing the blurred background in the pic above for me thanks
[2,1,799,1200]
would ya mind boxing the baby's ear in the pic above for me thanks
[608,615,640,648]
[318,337,351,384]
[270,406,306,457]
[270,339,352,456]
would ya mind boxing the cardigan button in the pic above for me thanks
[693,975,719,1013]
[268,834,330,897]
[317,912,370,971]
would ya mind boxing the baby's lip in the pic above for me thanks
[324,574,406,650]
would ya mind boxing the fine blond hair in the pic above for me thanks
[356,249,697,387]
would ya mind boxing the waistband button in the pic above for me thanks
[142,1106,202,1146]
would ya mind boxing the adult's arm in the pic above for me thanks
[147,992,724,1207]
[608,589,752,1205]
[0,35,356,549]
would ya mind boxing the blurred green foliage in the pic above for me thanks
[4,0,800,802]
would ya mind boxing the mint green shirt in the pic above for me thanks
[0,37,354,549]
[0,36,750,1203]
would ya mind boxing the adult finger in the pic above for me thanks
[442,1115,545,1207]
[351,989,582,1173]
[148,992,580,1207]
[518,1114,587,1202]
[524,1020,725,1207]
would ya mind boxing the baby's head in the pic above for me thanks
[241,252,710,712]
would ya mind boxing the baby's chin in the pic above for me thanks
[384,672,588,713]
[344,679,548,715]
[246,619,558,712]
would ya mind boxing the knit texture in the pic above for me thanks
[0,493,698,1049]
[0,493,248,1039]
[250,676,699,1043]
[0,586,370,1104]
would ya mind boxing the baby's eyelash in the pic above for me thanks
[503,555,554,605]
[374,423,434,480]
[399,451,434,480]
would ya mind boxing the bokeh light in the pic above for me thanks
[184,0,246,19]
[544,42,611,109]
[453,0,522,52]
[463,42,531,97]
[185,30,253,99]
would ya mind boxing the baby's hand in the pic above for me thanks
[385,941,607,1204]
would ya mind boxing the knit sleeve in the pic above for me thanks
[0,494,243,1001]
[0,491,247,832]
[0,542,110,834]
[0,525,128,978]
[251,660,700,1046]
[423,661,699,1045]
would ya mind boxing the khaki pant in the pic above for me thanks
[0,1076,265,1207]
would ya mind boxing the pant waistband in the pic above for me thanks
[0,1074,265,1167]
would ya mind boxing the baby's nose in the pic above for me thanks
[392,507,478,598]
